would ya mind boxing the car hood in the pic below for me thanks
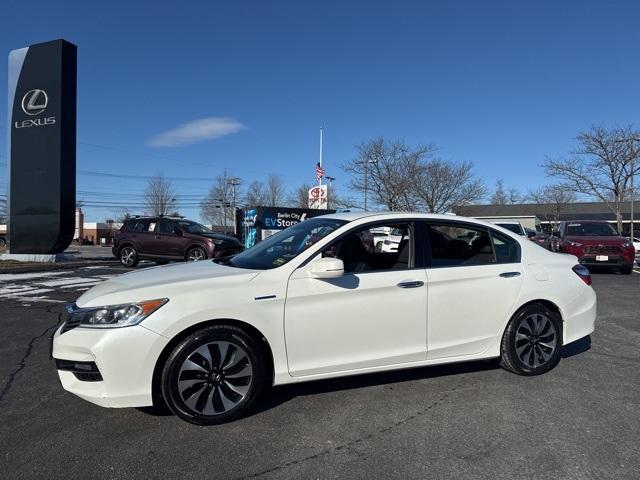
[76,260,259,307]
[199,233,240,244]
[565,235,626,245]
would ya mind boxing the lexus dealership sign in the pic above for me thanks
[7,39,77,254]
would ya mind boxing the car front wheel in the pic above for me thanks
[161,325,266,425]
[500,303,561,376]
[186,247,207,262]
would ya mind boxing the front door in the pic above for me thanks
[284,221,428,377]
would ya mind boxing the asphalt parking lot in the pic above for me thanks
[1,265,639,479]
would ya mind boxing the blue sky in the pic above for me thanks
[2,0,640,222]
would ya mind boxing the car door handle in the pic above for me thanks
[397,280,424,288]
[499,271,521,278]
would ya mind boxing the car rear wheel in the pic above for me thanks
[161,325,266,425]
[0,237,6,247]
[187,247,207,262]
[119,245,139,267]
[500,303,561,376]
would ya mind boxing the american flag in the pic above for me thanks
[315,162,325,181]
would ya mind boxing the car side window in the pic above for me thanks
[158,219,178,235]
[490,230,521,264]
[322,223,412,273]
[129,219,153,232]
[426,223,496,267]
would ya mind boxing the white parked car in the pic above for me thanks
[626,236,640,256]
[492,221,527,236]
[53,212,596,425]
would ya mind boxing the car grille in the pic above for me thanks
[584,245,620,254]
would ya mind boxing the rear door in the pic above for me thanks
[126,218,157,254]
[420,221,524,359]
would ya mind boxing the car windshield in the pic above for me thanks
[496,223,524,235]
[227,217,347,270]
[176,220,213,234]
[566,222,618,236]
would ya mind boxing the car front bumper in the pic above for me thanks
[52,323,169,408]
[577,255,634,268]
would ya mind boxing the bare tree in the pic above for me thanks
[200,171,236,229]
[288,183,313,208]
[265,174,287,207]
[343,137,431,210]
[244,180,266,207]
[413,159,486,213]
[144,173,175,216]
[0,197,6,224]
[491,179,522,205]
[527,184,577,228]
[544,125,640,232]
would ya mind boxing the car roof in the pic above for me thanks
[321,211,485,224]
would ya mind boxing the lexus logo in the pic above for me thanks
[21,89,48,116]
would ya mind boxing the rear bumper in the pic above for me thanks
[563,286,597,345]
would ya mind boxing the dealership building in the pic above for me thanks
[455,201,640,236]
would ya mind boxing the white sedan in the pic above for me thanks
[53,212,596,425]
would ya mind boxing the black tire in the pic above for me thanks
[118,245,139,268]
[500,303,562,376]
[186,246,207,262]
[620,264,633,275]
[161,325,266,425]
[0,237,6,247]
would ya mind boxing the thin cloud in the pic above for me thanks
[147,117,246,147]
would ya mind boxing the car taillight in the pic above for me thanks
[572,264,592,286]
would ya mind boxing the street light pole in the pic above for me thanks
[227,177,241,236]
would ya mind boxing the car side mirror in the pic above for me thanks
[310,257,344,279]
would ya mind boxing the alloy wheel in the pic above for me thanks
[514,313,557,368]
[120,247,136,266]
[177,341,253,416]
[188,249,205,261]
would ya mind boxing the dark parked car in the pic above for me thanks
[524,227,550,249]
[112,217,243,267]
[554,220,635,274]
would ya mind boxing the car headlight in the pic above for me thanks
[66,299,168,328]
[621,242,631,248]
[568,241,583,247]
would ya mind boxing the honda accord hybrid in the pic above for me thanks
[52,212,596,425]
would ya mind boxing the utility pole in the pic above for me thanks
[326,176,335,208]
[361,159,378,212]
[616,137,639,239]
[630,140,637,240]
[319,127,323,187]
[227,177,241,236]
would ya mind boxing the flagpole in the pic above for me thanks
[319,127,323,187]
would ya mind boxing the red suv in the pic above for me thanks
[112,217,243,267]
[554,220,635,274]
